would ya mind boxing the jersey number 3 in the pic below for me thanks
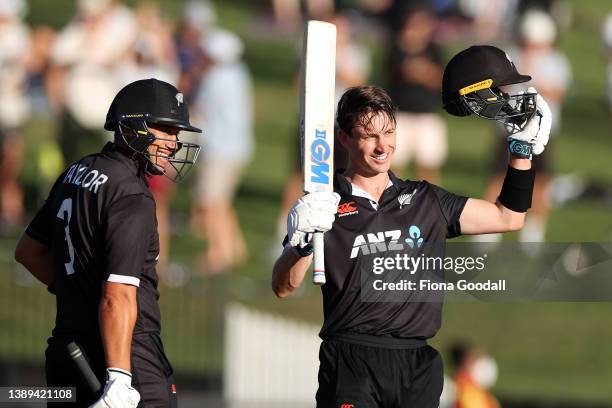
[57,198,75,275]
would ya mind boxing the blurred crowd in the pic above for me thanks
[1,0,253,276]
[2,0,611,275]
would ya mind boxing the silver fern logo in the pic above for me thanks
[175,93,184,106]
[398,189,417,209]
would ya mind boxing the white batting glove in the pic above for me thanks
[509,87,552,157]
[89,368,140,408]
[287,192,340,248]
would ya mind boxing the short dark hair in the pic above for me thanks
[336,86,397,135]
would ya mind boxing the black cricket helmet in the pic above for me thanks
[105,78,201,182]
[442,45,535,134]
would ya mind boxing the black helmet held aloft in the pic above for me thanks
[442,45,531,111]
[105,78,202,133]
[442,45,536,134]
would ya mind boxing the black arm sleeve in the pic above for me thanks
[25,172,67,246]
[103,194,155,282]
[431,184,468,238]
[498,166,535,212]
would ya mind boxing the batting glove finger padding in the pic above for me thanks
[287,192,340,247]
[301,191,341,213]
[508,88,552,158]
[309,211,336,231]
[88,368,140,408]
[532,93,552,155]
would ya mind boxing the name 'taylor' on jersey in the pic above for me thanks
[62,164,109,194]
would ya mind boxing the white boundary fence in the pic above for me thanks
[224,302,321,407]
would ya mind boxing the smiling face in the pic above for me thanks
[340,110,396,177]
[146,123,180,173]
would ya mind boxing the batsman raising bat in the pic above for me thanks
[299,20,337,285]
[272,45,551,407]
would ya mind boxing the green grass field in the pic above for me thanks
[2,0,611,404]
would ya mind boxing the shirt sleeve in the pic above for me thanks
[431,184,468,238]
[25,172,67,246]
[103,194,155,287]
[25,199,52,246]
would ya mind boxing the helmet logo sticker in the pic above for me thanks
[175,93,184,106]
[459,79,493,96]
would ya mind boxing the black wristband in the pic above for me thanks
[498,166,535,212]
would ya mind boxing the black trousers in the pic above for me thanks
[316,338,444,408]
[45,333,177,408]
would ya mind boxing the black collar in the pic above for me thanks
[101,142,140,176]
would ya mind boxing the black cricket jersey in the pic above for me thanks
[320,171,467,341]
[26,143,161,337]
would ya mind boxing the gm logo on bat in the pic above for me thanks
[310,128,331,184]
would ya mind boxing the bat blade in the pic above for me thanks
[299,20,336,285]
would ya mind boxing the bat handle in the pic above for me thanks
[67,341,102,394]
[312,231,326,285]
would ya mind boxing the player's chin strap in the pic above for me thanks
[145,160,165,176]
[116,120,156,168]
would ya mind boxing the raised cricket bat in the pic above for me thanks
[299,21,336,285]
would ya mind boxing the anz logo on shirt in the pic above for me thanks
[350,225,424,259]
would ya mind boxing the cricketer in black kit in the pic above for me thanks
[15,79,201,408]
[272,46,552,407]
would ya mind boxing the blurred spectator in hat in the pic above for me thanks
[272,0,335,32]
[27,25,57,116]
[477,9,571,244]
[0,0,31,228]
[47,0,136,164]
[450,342,501,408]
[333,13,371,106]
[458,0,519,42]
[176,0,216,104]
[190,26,254,275]
[512,10,571,135]
[117,1,178,86]
[387,6,447,184]
[516,0,572,32]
